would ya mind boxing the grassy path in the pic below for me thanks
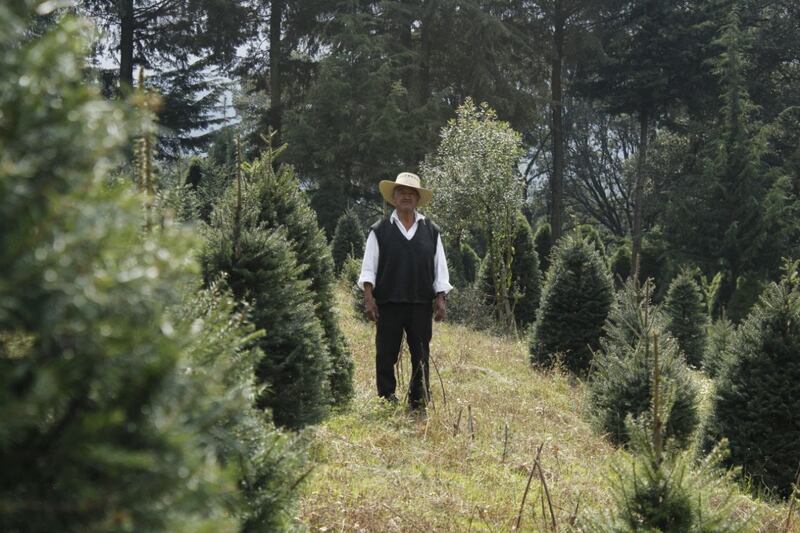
[297,287,790,531]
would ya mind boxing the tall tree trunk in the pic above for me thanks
[417,1,433,108]
[549,1,565,243]
[632,108,649,282]
[268,0,284,147]
[118,0,134,91]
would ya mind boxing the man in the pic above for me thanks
[358,172,452,411]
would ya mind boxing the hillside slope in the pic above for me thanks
[297,286,792,531]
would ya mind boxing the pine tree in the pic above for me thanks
[703,315,735,379]
[533,221,553,275]
[587,281,699,447]
[663,269,708,367]
[511,214,542,329]
[608,241,632,287]
[200,176,332,429]
[246,154,354,406]
[331,209,365,276]
[530,234,613,373]
[481,214,541,329]
[175,284,305,530]
[583,385,738,531]
[341,256,367,322]
[0,4,279,528]
[701,261,800,498]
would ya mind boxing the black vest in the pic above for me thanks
[371,217,440,305]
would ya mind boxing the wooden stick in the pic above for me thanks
[514,442,545,530]
[502,422,509,463]
[453,406,463,436]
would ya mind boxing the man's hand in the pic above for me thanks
[434,293,447,322]
[363,284,379,322]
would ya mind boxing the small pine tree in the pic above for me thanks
[511,214,542,329]
[703,315,735,378]
[533,221,552,275]
[331,209,365,275]
[663,269,708,367]
[480,214,541,329]
[200,178,332,429]
[608,241,632,287]
[247,157,354,405]
[175,284,305,529]
[584,325,738,532]
[701,261,800,498]
[0,5,272,528]
[530,234,613,373]
[461,241,480,285]
[587,280,699,446]
[341,255,367,321]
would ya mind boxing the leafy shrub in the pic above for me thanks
[533,221,552,275]
[530,234,613,374]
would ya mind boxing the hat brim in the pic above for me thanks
[379,180,433,207]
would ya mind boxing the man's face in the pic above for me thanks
[393,185,420,209]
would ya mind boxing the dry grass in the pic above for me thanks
[296,286,794,532]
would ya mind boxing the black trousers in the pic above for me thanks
[376,302,432,408]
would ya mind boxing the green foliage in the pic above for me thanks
[245,156,354,406]
[530,234,613,374]
[424,99,525,331]
[704,315,735,379]
[663,269,708,367]
[0,4,275,528]
[446,238,480,289]
[587,281,699,447]
[174,283,305,530]
[341,256,367,322]
[725,274,764,324]
[584,431,742,532]
[701,263,800,498]
[608,242,632,287]
[200,177,332,429]
[480,214,541,329]
[331,210,365,276]
[533,222,552,275]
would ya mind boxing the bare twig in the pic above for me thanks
[502,422,509,463]
[514,442,545,530]
[453,406,463,436]
[534,452,557,531]
[431,352,448,413]
[468,404,475,440]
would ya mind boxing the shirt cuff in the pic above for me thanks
[358,272,376,290]
[434,280,453,294]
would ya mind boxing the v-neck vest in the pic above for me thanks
[371,217,439,304]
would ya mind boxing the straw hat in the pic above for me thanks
[379,172,433,207]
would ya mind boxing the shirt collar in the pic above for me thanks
[390,209,425,225]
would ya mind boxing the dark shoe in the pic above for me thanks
[383,394,400,405]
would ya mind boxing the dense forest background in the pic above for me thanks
[78,0,800,320]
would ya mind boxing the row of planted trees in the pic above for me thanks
[1,2,352,529]
[329,96,798,527]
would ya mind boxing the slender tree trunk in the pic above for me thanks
[268,0,284,146]
[417,1,433,108]
[118,0,134,91]
[549,1,565,243]
[632,108,649,282]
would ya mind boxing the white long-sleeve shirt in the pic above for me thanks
[358,210,452,294]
